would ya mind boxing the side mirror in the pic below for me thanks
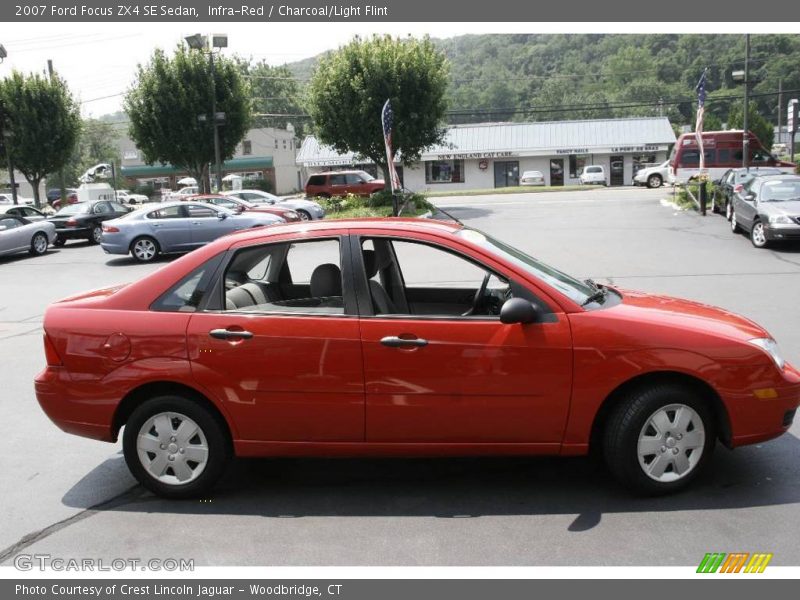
[744,194,755,202]
[217,212,228,220]
[500,298,539,325]
[235,206,244,214]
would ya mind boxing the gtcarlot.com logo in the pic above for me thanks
[697,552,773,574]
[14,554,194,572]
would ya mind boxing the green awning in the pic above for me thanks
[121,156,274,178]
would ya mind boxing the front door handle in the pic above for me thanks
[209,328,254,340]
[380,336,428,348]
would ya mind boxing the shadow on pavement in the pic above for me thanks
[61,433,800,531]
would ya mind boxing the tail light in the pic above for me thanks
[734,184,743,193]
[65,218,78,227]
[102,225,119,233]
[43,333,63,367]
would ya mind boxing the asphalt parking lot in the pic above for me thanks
[2,185,800,567]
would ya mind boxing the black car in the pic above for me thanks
[48,200,130,246]
[713,167,784,220]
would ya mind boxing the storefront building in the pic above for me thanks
[296,117,676,191]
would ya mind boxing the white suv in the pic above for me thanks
[580,165,607,186]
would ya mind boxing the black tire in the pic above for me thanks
[750,219,769,249]
[603,382,716,495]
[647,174,663,189]
[123,395,231,499]
[53,236,66,247]
[29,232,49,256]
[130,236,160,262]
[725,201,732,221]
[89,225,103,245]
[730,208,741,234]
[296,209,312,221]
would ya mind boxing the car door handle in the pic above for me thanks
[380,336,428,348]
[209,328,254,340]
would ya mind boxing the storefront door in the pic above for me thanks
[610,155,625,186]
[494,161,520,188]
[549,159,564,187]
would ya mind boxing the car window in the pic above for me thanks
[23,207,39,217]
[147,206,184,219]
[221,238,344,314]
[392,240,487,290]
[345,174,364,185]
[307,175,325,186]
[109,202,129,213]
[185,205,218,218]
[151,254,225,313]
[0,217,21,230]
[56,203,89,216]
[329,174,346,185]
[761,180,800,202]
[93,202,112,214]
[209,197,238,210]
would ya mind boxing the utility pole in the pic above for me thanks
[742,34,750,171]
[777,78,783,150]
[48,59,67,207]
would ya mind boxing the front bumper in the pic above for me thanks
[764,223,800,242]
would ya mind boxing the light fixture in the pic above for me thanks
[184,34,207,51]
[211,34,228,50]
[0,45,7,62]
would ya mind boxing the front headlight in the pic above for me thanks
[748,338,785,370]
[768,214,794,225]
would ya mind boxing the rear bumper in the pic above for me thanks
[55,227,91,240]
[34,367,116,442]
[100,239,130,255]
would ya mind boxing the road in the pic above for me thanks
[2,186,800,567]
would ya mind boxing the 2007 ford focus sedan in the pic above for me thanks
[35,218,800,498]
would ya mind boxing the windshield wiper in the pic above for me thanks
[581,283,608,306]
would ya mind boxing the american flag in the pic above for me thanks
[695,69,707,171]
[381,99,402,192]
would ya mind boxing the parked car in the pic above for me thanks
[0,193,35,206]
[520,170,545,186]
[116,189,149,205]
[47,188,78,206]
[713,167,784,220]
[730,174,800,248]
[165,187,199,202]
[99,201,284,262]
[48,200,131,246]
[633,161,670,188]
[0,214,55,257]
[305,170,385,198]
[223,189,325,221]
[189,194,301,222]
[669,130,795,185]
[35,218,800,498]
[0,204,48,222]
[580,165,607,185]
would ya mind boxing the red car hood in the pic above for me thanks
[610,288,768,341]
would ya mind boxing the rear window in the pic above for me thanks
[55,203,89,215]
[151,254,225,312]
[586,167,602,174]
[307,175,326,186]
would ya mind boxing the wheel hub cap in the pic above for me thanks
[136,412,209,486]
[637,403,705,483]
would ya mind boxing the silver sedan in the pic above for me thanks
[222,190,325,221]
[100,201,284,262]
[0,215,56,258]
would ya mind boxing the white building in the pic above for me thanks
[119,126,302,195]
[296,117,677,191]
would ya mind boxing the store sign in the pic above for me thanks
[436,151,517,160]
[305,158,360,167]
[555,148,589,155]
[611,145,661,152]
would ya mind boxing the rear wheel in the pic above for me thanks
[725,201,733,221]
[29,232,49,255]
[53,235,66,247]
[730,208,741,233]
[603,383,715,495]
[123,395,230,499]
[90,225,103,244]
[130,236,160,262]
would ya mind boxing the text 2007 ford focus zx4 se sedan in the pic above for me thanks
[35,218,800,498]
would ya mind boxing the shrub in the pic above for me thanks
[132,183,154,197]
[247,178,273,193]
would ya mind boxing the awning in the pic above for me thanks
[121,156,274,178]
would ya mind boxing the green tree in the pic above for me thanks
[124,46,251,193]
[0,71,80,207]
[237,59,306,134]
[61,119,121,187]
[727,101,774,150]
[308,35,449,188]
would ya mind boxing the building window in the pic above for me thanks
[425,159,464,184]
[275,139,279,149]
[242,140,252,155]
[282,140,288,149]
[569,154,589,178]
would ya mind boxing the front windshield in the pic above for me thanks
[55,203,89,216]
[455,228,596,305]
[761,180,800,202]
[358,171,375,182]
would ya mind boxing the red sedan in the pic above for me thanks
[35,219,800,498]
[184,194,302,222]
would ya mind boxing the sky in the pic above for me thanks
[1,22,796,119]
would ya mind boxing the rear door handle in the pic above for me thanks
[209,328,254,340]
[380,336,428,348]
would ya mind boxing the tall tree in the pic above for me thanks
[728,101,774,150]
[308,35,449,187]
[125,45,251,193]
[61,119,122,187]
[0,71,80,207]
[237,59,306,134]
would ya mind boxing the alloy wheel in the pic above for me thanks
[637,403,706,483]
[751,221,767,247]
[136,412,209,486]
[133,238,157,261]
[32,233,48,255]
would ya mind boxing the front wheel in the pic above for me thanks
[30,232,49,255]
[750,220,769,248]
[130,236,160,262]
[647,174,662,189]
[296,210,311,221]
[603,383,715,495]
[123,395,230,499]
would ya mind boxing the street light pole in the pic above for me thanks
[742,33,751,171]
[209,50,222,194]
[0,44,17,205]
